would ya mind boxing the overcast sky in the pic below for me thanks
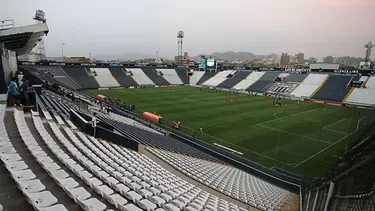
[1,0,374,60]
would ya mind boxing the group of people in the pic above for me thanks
[8,72,34,106]
[200,87,239,95]
[225,98,239,104]
[93,99,111,114]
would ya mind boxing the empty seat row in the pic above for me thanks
[147,148,290,210]
[1,108,69,210]
[37,103,246,211]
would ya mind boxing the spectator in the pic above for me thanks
[91,112,98,137]
[8,77,21,107]
[17,71,24,87]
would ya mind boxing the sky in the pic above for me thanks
[1,0,375,60]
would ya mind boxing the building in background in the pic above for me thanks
[295,53,304,63]
[309,57,317,64]
[280,53,290,66]
[65,57,90,63]
[323,56,334,63]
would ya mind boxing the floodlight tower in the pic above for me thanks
[31,10,47,60]
[364,41,374,62]
[177,31,184,66]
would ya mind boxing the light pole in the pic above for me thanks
[156,51,159,62]
[61,42,65,60]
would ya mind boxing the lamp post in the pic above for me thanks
[61,42,65,60]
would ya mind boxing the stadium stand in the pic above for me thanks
[63,66,100,89]
[20,66,51,84]
[90,68,121,88]
[108,67,139,87]
[96,114,222,163]
[232,71,265,90]
[285,74,307,83]
[190,71,205,86]
[142,68,170,86]
[34,66,81,90]
[345,88,375,106]
[157,69,184,85]
[246,72,279,93]
[364,76,375,89]
[267,82,298,95]
[346,76,375,106]
[312,75,352,102]
[290,74,328,98]
[33,94,251,211]
[216,71,251,89]
[349,76,368,88]
[147,148,290,210]
[175,68,189,84]
[305,125,375,211]
[202,70,233,87]
[196,71,217,85]
[126,68,155,86]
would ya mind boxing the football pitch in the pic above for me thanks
[87,86,375,178]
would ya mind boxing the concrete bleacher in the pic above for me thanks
[345,88,375,106]
[232,71,265,90]
[157,69,184,85]
[216,71,251,89]
[285,73,307,83]
[126,68,155,86]
[90,68,121,88]
[148,148,290,210]
[202,70,233,87]
[63,66,100,89]
[364,76,375,88]
[290,74,328,98]
[190,71,205,86]
[312,75,352,102]
[345,76,375,106]
[142,68,170,86]
[109,67,139,87]
[196,71,217,85]
[34,66,81,90]
[246,72,279,93]
[246,80,274,93]
[175,68,189,84]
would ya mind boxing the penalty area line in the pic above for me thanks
[294,116,368,167]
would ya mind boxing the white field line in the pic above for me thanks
[324,128,349,135]
[294,116,368,167]
[181,124,294,167]
[183,97,195,102]
[256,124,332,145]
[322,118,347,130]
[258,108,319,125]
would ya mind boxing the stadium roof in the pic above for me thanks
[0,23,49,55]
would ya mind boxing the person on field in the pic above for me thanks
[8,77,21,107]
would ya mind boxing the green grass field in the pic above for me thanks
[87,86,375,178]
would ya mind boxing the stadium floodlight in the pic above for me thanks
[177,31,184,66]
[61,42,66,59]
[177,31,184,38]
[33,10,46,23]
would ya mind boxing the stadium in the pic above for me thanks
[1,8,375,211]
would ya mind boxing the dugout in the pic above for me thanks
[142,112,162,124]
